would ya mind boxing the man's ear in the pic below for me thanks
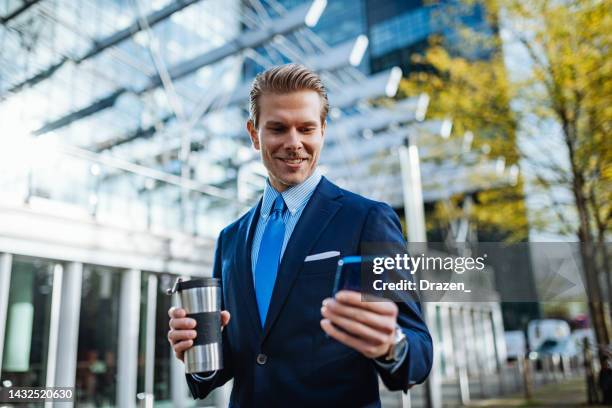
[246,119,260,150]
[321,120,326,139]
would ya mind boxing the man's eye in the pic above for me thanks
[301,128,315,133]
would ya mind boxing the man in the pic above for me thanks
[168,64,432,407]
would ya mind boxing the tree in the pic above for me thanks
[399,0,611,397]
[398,40,530,243]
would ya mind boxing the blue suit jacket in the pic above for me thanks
[186,177,433,407]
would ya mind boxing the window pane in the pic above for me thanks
[1,257,55,388]
[137,273,174,405]
[154,274,174,403]
[75,267,121,406]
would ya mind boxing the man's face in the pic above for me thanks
[247,90,325,192]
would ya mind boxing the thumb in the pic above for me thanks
[221,310,231,328]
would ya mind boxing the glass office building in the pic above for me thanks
[244,0,492,76]
[1,1,513,406]
[1,0,241,406]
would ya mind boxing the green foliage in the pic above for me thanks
[399,0,611,242]
[399,40,528,242]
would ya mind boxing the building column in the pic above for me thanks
[439,305,455,377]
[117,269,141,408]
[399,140,441,408]
[143,274,158,408]
[171,351,189,408]
[0,253,12,375]
[45,265,64,390]
[471,307,487,397]
[424,303,443,408]
[451,306,470,405]
[54,262,83,408]
[462,307,477,377]
[491,304,507,365]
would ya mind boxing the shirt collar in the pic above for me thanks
[260,168,322,217]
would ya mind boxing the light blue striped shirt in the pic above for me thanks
[251,168,322,273]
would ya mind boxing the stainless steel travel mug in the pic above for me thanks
[168,278,223,373]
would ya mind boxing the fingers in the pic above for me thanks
[168,328,197,344]
[334,290,398,316]
[320,293,396,359]
[169,308,231,329]
[168,307,194,330]
[168,306,186,319]
[321,304,392,346]
[320,319,388,359]
[170,317,196,330]
[172,340,193,361]
[168,306,195,363]
[167,325,196,362]
[322,298,395,335]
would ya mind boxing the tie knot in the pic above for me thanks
[271,195,286,215]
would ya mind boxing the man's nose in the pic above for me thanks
[284,127,303,149]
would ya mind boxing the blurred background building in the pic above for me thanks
[1,0,603,407]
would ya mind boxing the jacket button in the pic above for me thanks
[256,353,267,365]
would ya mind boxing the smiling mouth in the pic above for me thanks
[278,157,308,165]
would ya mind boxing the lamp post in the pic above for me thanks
[399,135,442,408]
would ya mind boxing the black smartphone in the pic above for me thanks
[329,256,381,336]
[332,256,364,296]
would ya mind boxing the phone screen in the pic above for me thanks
[332,256,374,295]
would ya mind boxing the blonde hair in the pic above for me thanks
[249,63,329,129]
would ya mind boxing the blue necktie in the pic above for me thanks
[254,195,286,326]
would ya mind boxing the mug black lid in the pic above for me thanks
[176,278,220,291]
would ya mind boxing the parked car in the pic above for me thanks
[527,319,571,352]
[505,330,527,361]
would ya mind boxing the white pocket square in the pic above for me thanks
[304,251,340,262]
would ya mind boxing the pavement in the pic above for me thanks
[465,377,609,407]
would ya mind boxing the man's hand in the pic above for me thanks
[320,290,398,359]
[168,307,231,362]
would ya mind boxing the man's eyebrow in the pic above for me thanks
[264,121,287,127]
[264,120,319,127]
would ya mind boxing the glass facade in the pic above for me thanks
[0,0,243,239]
[307,0,367,47]
[364,0,423,26]
[367,0,494,74]
[0,257,56,389]
[75,267,121,406]
[369,6,434,58]
[242,0,369,78]
[241,0,492,78]
[0,251,226,406]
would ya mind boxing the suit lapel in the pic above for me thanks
[234,201,264,338]
[262,177,343,341]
